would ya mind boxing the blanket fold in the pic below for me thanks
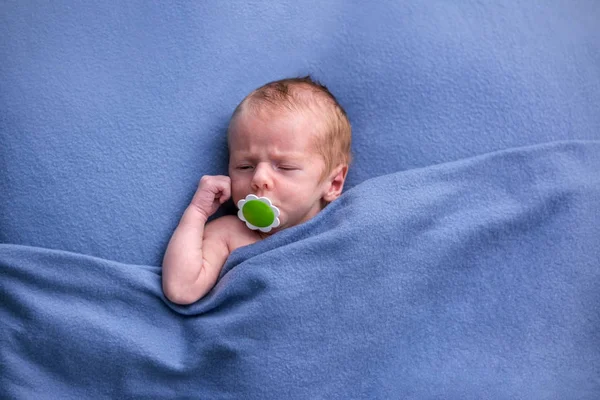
[1,141,599,399]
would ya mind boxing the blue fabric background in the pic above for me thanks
[1,1,599,265]
[1,2,600,397]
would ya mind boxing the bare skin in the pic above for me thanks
[162,109,348,305]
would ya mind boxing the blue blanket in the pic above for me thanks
[1,1,599,266]
[2,141,599,399]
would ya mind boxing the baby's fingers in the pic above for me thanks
[218,182,231,204]
[200,175,231,204]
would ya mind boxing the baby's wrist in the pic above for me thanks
[182,205,211,226]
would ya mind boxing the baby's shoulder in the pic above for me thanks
[206,215,262,252]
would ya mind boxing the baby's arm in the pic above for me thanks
[162,175,232,305]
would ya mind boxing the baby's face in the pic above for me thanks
[228,110,331,234]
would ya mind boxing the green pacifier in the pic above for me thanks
[237,194,281,233]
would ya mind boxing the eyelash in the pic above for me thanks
[236,165,297,171]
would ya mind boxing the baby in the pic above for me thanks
[162,76,352,305]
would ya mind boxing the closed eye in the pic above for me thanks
[236,165,254,170]
[278,166,299,171]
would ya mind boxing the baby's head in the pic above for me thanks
[227,76,352,232]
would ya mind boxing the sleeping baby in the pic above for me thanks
[162,76,352,305]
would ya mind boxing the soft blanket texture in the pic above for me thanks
[2,141,599,399]
[1,1,599,265]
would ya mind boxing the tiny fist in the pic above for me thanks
[199,175,231,192]
[191,175,231,218]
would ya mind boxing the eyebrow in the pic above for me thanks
[231,150,306,161]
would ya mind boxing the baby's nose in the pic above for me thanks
[251,164,273,191]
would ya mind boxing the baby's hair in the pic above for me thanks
[229,76,352,179]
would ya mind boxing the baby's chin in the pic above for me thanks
[258,227,279,239]
[265,223,285,235]
[261,218,290,236]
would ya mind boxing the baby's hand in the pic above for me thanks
[190,175,231,221]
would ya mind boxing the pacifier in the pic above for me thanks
[237,194,281,233]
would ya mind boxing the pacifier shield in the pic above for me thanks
[242,199,275,228]
[237,194,281,232]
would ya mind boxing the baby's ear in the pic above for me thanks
[323,164,348,203]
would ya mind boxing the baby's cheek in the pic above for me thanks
[233,192,248,206]
[229,181,245,203]
[285,193,310,210]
